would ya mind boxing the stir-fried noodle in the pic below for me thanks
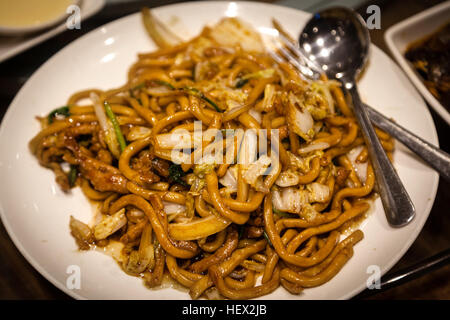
[29,11,394,299]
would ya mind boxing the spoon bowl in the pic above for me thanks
[299,7,370,82]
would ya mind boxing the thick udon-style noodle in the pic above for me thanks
[29,15,394,299]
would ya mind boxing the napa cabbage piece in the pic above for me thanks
[248,108,262,124]
[69,216,94,250]
[285,151,322,174]
[276,151,323,187]
[209,18,265,53]
[202,82,248,109]
[346,145,368,184]
[186,173,205,195]
[306,182,331,203]
[163,201,187,215]
[126,126,152,142]
[141,7,182,48]
[259,84,276,112]
[300,204,320,222]
[272,187,307,214]
[156,131,196,149]
[242,155,271,191]
[235,69,276,87]
[275,169,300,187]
[219,165,238,192]
[124,250,144,274]
[94,208,127,240]
[188,36,216,58]
[309,81,337,115]
[286,80,338,141]
[237,129,272,191]
[194,163,215,176]
[194,61,217,82]
[286,151,307,171]
[123,223,155,274]
[298,141,330,155]
[301,82,336,120]
[146,85,174,96]
[272,182,330,216]
[238,129,258,166]
[286,92,315,142]
[186,163,215,195]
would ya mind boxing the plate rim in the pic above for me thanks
[0,0,440,300]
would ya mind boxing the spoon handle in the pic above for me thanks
[366,104,450,182]
[347,85,415,227]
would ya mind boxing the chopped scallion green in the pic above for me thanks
[104,101,127,152]
[48,106,70,124]
[263,231,273,247]
[183,87,223,112]
[68,165,78,187]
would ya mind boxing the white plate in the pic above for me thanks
[0,1,439,300]
[0,0,105,63]
[385,1,450,125]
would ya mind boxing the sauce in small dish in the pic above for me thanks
[0,0,77,36]
[405,22,450,112]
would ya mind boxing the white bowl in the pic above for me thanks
[385,1,450,125]
[0,0,79,36]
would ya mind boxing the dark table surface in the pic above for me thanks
[0,0,449,300]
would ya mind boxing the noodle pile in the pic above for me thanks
[29,13,394,299]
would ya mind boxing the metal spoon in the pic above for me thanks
[365,104,450,182]
[298,7,415,227]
